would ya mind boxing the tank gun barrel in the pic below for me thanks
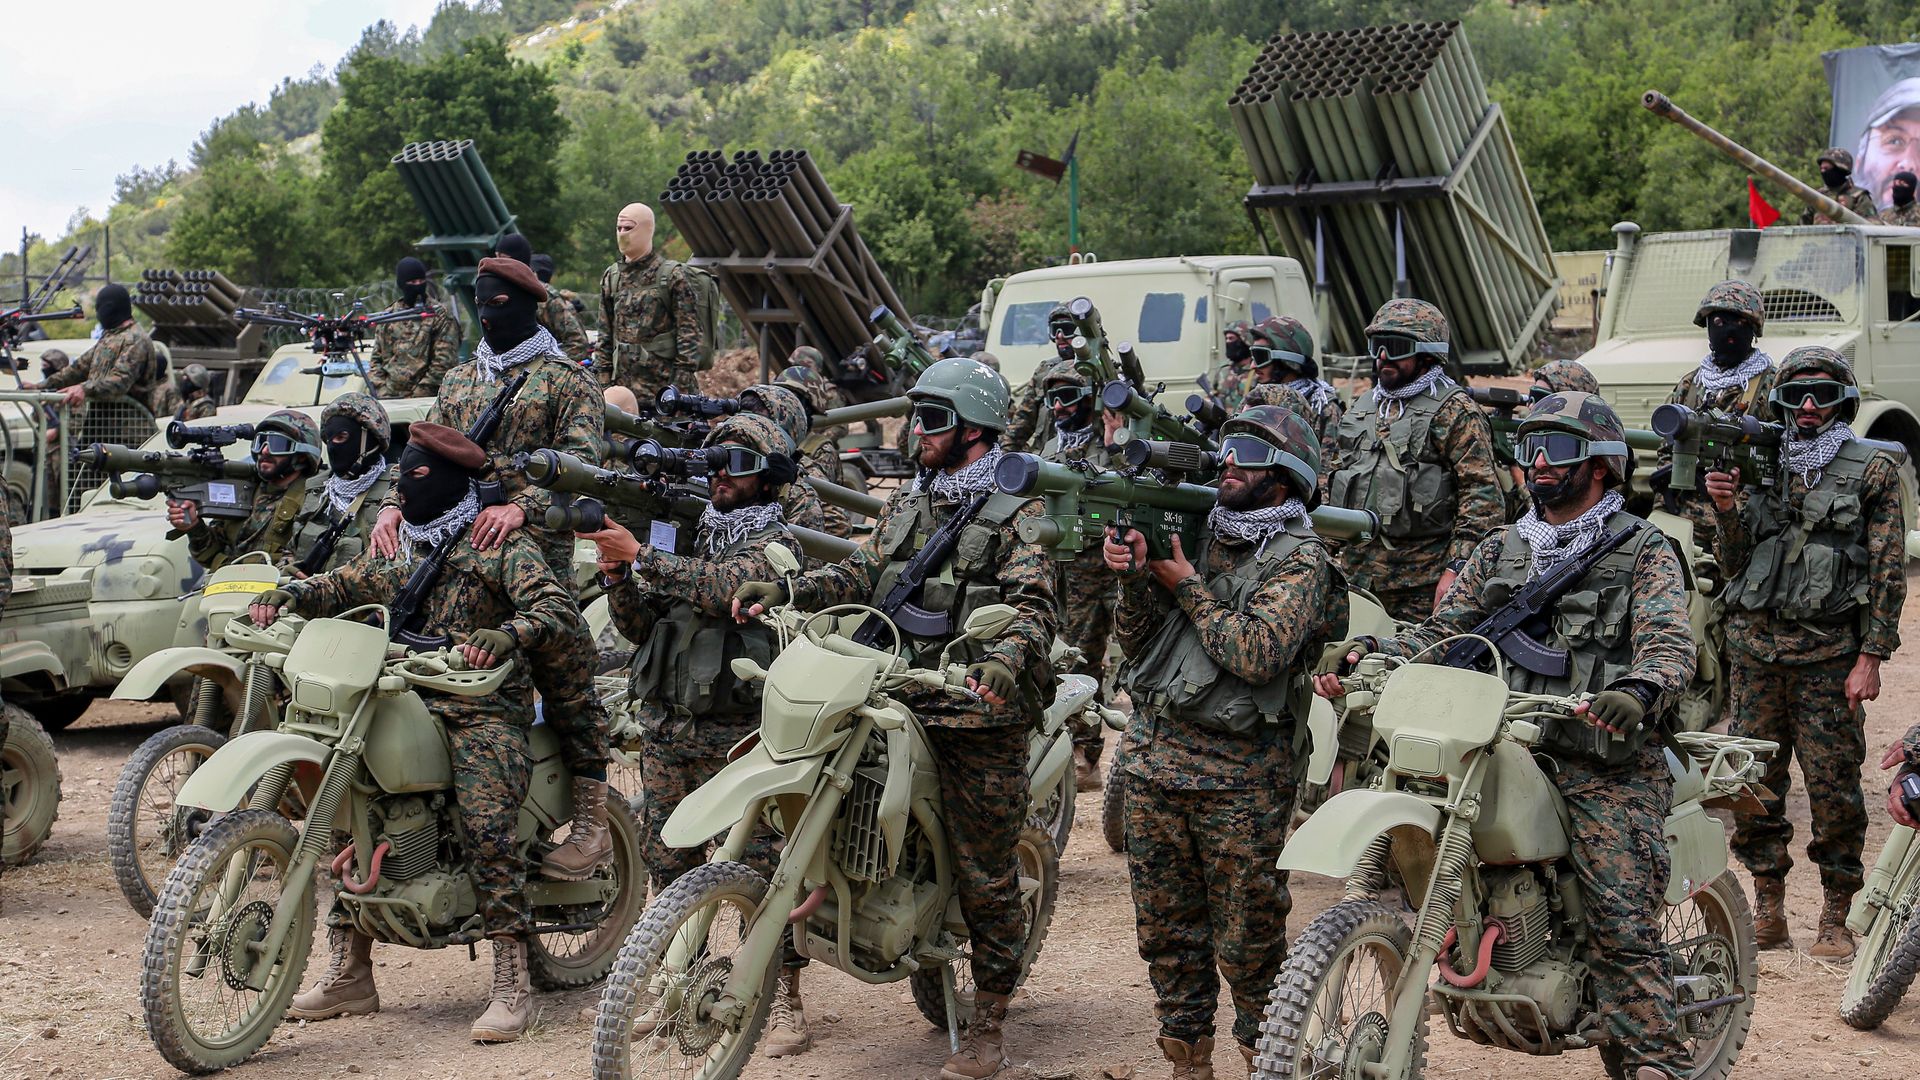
[1641,91,1869,225]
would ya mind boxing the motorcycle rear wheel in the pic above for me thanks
[531,795,648,990]
[141,808,312,1074]
[591,860,775,1080]
[911,816,1060,1030]
[108,724,227,917]
[1840,828,1920,1029]
[1660,870,1756,1080]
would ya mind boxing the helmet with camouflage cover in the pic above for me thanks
[1818,147,1856,172]
[1225,319,1254,342]
[321,392,392,456]
[773,364,843,417]
[1038,357,1087,389]
[788,345,825,372]
[177,363,211,392]
[970,350,1000,372]
[1531,359,1599,397]
[1365,298,1449,359]
[1692,280,1765,331]
[39,347,68,375]
[909,356,1009,431]
[1254,315,1316,376]
[705,411,798,488]
[1769,345,1860,423]
[1516,391,1631,483]
[1221,404,1321,508]
[256,408,324,477]
[740,383,810,447]
[1242,381,1316,425]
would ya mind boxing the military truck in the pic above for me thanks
[985,254,1318,403]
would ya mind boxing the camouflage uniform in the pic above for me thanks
[1038,362,1121,763]
[1880,203,1920,226]
[775,362,853,537]
[1534,359,1599,396]
[595,251,704,398]
[282,531,577,936]
[741,384,834,536]
[44,322,163,410]
[1326,302,1502,623]
[1718,353,1905,905]
[177,396,217,422]
[1115,511,1339,1053]
[786,476,1058,996]
[539,288,592,364]
[1004,373,1045,453]
[184,478,308,570]
[1378,496,1697,1077]
[1661,365,1777,555]
[1802,149,1877,224]
[367,298,463,399]
[1210,320,1257,417]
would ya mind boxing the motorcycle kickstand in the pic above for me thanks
[942,962,961,1055]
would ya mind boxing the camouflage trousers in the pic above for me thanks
[1728,650,1867,895]
[529,531,610,780]
[638,713,774,889]
[1341,536,1447,624]
[1062,557,1119,761]
[1554,746,1686,1074]
[1125,780,1292,1049]
[930,724,1031,996]
[449,717,533,937]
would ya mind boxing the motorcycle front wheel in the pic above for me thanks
[141,808,312,1074]
[591,860,775,1080]
[1841,827,1920,1029]
[1252,898,1428,1079]
[912,816,1061,1030]
[108,724,228,917]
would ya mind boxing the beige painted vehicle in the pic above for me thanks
[985,255,1317,403]
[1253,656,1774,1080]
[0,358,431,732]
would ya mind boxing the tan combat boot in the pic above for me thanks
[1156,1034,1216,1080]
[287,928,380,1020]
[471,937,533,1042]
[1238,1042,1256,1073]
[763,967,812,1056]
[1810,888,1857,959]
[541,777,613,880]
[940,991,1010,1079]
[1075,756,1102,793]
[1752,876,1792,950]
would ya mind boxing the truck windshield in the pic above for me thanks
[1613,230,1860,335]
[997,288,1196,347]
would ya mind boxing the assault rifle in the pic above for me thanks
[1440,521,1645,677]
[75,439,260,534]
[387,371,528,649]
[853,491,990,645]
[993,452,1378,563]
[516,448,857,564]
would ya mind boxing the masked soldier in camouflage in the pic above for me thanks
[732,356,1058,1080]
[496,235,591,365]
[531,253,588,316]
[39,284,164,414]
[254,422,577,1042]
[1209,320,1257,416]
[1803,147,1878,224]
[1107,405,1341,1078]
[1704,346,1906,959]
[1878,170,1920,226]
[1037,359,1121,789]
[172,364,216,422]
[368,257,463,399]
[773,360,855,537]
[1658,281,1777,555]
[583,410,817,1057]
[167,409,320,571]
[1248,315,1342,453]
[740,382,834,536]
[280,393,394,578]
[1326,298,1503,621]
[596,202,705,398]
[1319,391,1696,1080]
[372,255,614,881]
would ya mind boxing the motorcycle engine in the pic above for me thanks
[377,796,442,881]
[1485,868,1578,1034]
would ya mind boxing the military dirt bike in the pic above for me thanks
[2,701,62,865]
[139,608,647,1074]
[1839,820,1920,1029]
[107,555,290,916]
[1253,649,1772,1080]
[590,544,1067,1079]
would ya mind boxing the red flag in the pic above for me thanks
[1748,177,1781,228]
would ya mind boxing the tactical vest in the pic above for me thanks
[1329,386,1464,540]
[1120,523,1326,736]
[1727,439,1878,623]
[1481,511,1667,763]
[288,480,387,574]
[1679,365,1765,412]
[627,525,783,719]
[868,490,1036,690]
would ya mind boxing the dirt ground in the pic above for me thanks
[8,608,1920,1080]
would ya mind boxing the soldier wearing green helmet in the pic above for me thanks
[174,363,216,422]
[772,362,855,537]
[732,354,1057,1080]
[1326,297,1503,622]
[1209,319,1258,416]
[1247,315,1343,455]
[1704,345,1907,960]
[1318,389,1698,1080]
[1105,402,1342,1077]
[1659,279,1777,556]
[166,408,320,571]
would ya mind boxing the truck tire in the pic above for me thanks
[2,705,62,865]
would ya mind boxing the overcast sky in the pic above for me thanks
[0,0,443,243]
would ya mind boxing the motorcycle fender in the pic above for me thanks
[1028,729,1075,811]
[0,640,65,682]
[1278,789,1440,877]
[1663,802,1729,906]
[1304,697,1338,786]
[661,741,826,849]
[176,730,330,812]
[112,646,243,701]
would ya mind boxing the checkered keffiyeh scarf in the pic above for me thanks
[915,448,1007,502]
[471,326,563,382]
[1511,490,1625,579]
[697,502,785,556]
[1691,348,1773,398]
[1207,499,1310,551]
[400,483,481,551]
[1782,422,1855,486]
[1053,424,1094,453]
[323,456,385,517]
[1370,366,1453,419]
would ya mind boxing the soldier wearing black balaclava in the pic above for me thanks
[494,235,590,364]
[1802,147,1877,224]
[39,283,163,412]
[367,255,461,398]
[1881,170,1920,226]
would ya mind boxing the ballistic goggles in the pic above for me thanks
[1518,431,1628,466]
[1368,334,1449,363]
[709,443,771,476]
[252,432,313,458]
[1044,384,1093,409]
[1251,345,1307,370]
[1768,379,1858,411]
[911,401,961,434]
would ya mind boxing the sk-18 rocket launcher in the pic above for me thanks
[76,422,261,535]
